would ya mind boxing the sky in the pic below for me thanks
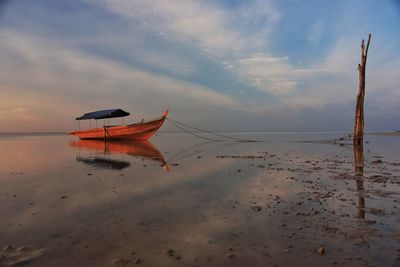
[0,0,399,132]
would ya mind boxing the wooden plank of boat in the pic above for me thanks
[69,109,168,141]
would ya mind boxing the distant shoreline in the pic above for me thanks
[0,132,67,136]
[0,131,399,136]
[367,131,400,137]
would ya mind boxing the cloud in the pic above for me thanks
[231,54,322,95]
[92,0,299,96]
[94,0,279,56]
[95,0,241,54]
[0,30,241,131]
[307,21,324,45]
[1,1,399,131]
[94,0,381,103]
[290,33,400,108]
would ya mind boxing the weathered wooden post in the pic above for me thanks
[354,34,371,145]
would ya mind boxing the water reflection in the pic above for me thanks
[354,144,365,219]
[76,157,131,170]
[1,133,399,266]
[69,140,168,171]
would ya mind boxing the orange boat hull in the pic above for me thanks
[69,112,167,141]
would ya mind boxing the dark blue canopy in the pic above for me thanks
[76,109,130,120]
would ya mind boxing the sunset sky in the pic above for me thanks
[0,0,399,132]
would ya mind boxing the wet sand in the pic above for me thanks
[0,133,399,266]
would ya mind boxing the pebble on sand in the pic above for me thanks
[166,249,175,256]
[251,205,262,212]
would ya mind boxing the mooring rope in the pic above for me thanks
[166,117,353,146]
[166,117,257,143]
[166,118,224,142]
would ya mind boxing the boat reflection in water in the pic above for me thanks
[76,156,131,170]
[69,140,168,171]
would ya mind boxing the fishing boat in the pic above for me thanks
[69,109,168,141]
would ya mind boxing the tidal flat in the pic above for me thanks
[0,133,399,267]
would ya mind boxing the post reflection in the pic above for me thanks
[354,143,365,219]
[69,140,168,171]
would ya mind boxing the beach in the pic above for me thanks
[0,132,399,267]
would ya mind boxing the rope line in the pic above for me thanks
[166,118,256,143]
[166,117,352,146]
[166,119,224,142]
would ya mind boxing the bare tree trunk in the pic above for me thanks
[354,34,371,145]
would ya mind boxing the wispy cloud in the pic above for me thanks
[0,30,242,130]
[307,21,324,45]
[231,54,323,95]
[92,0,301,96]
[95,0,279,56]
[0,0,399,131]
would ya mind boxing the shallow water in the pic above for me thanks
[0,133,399,267]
